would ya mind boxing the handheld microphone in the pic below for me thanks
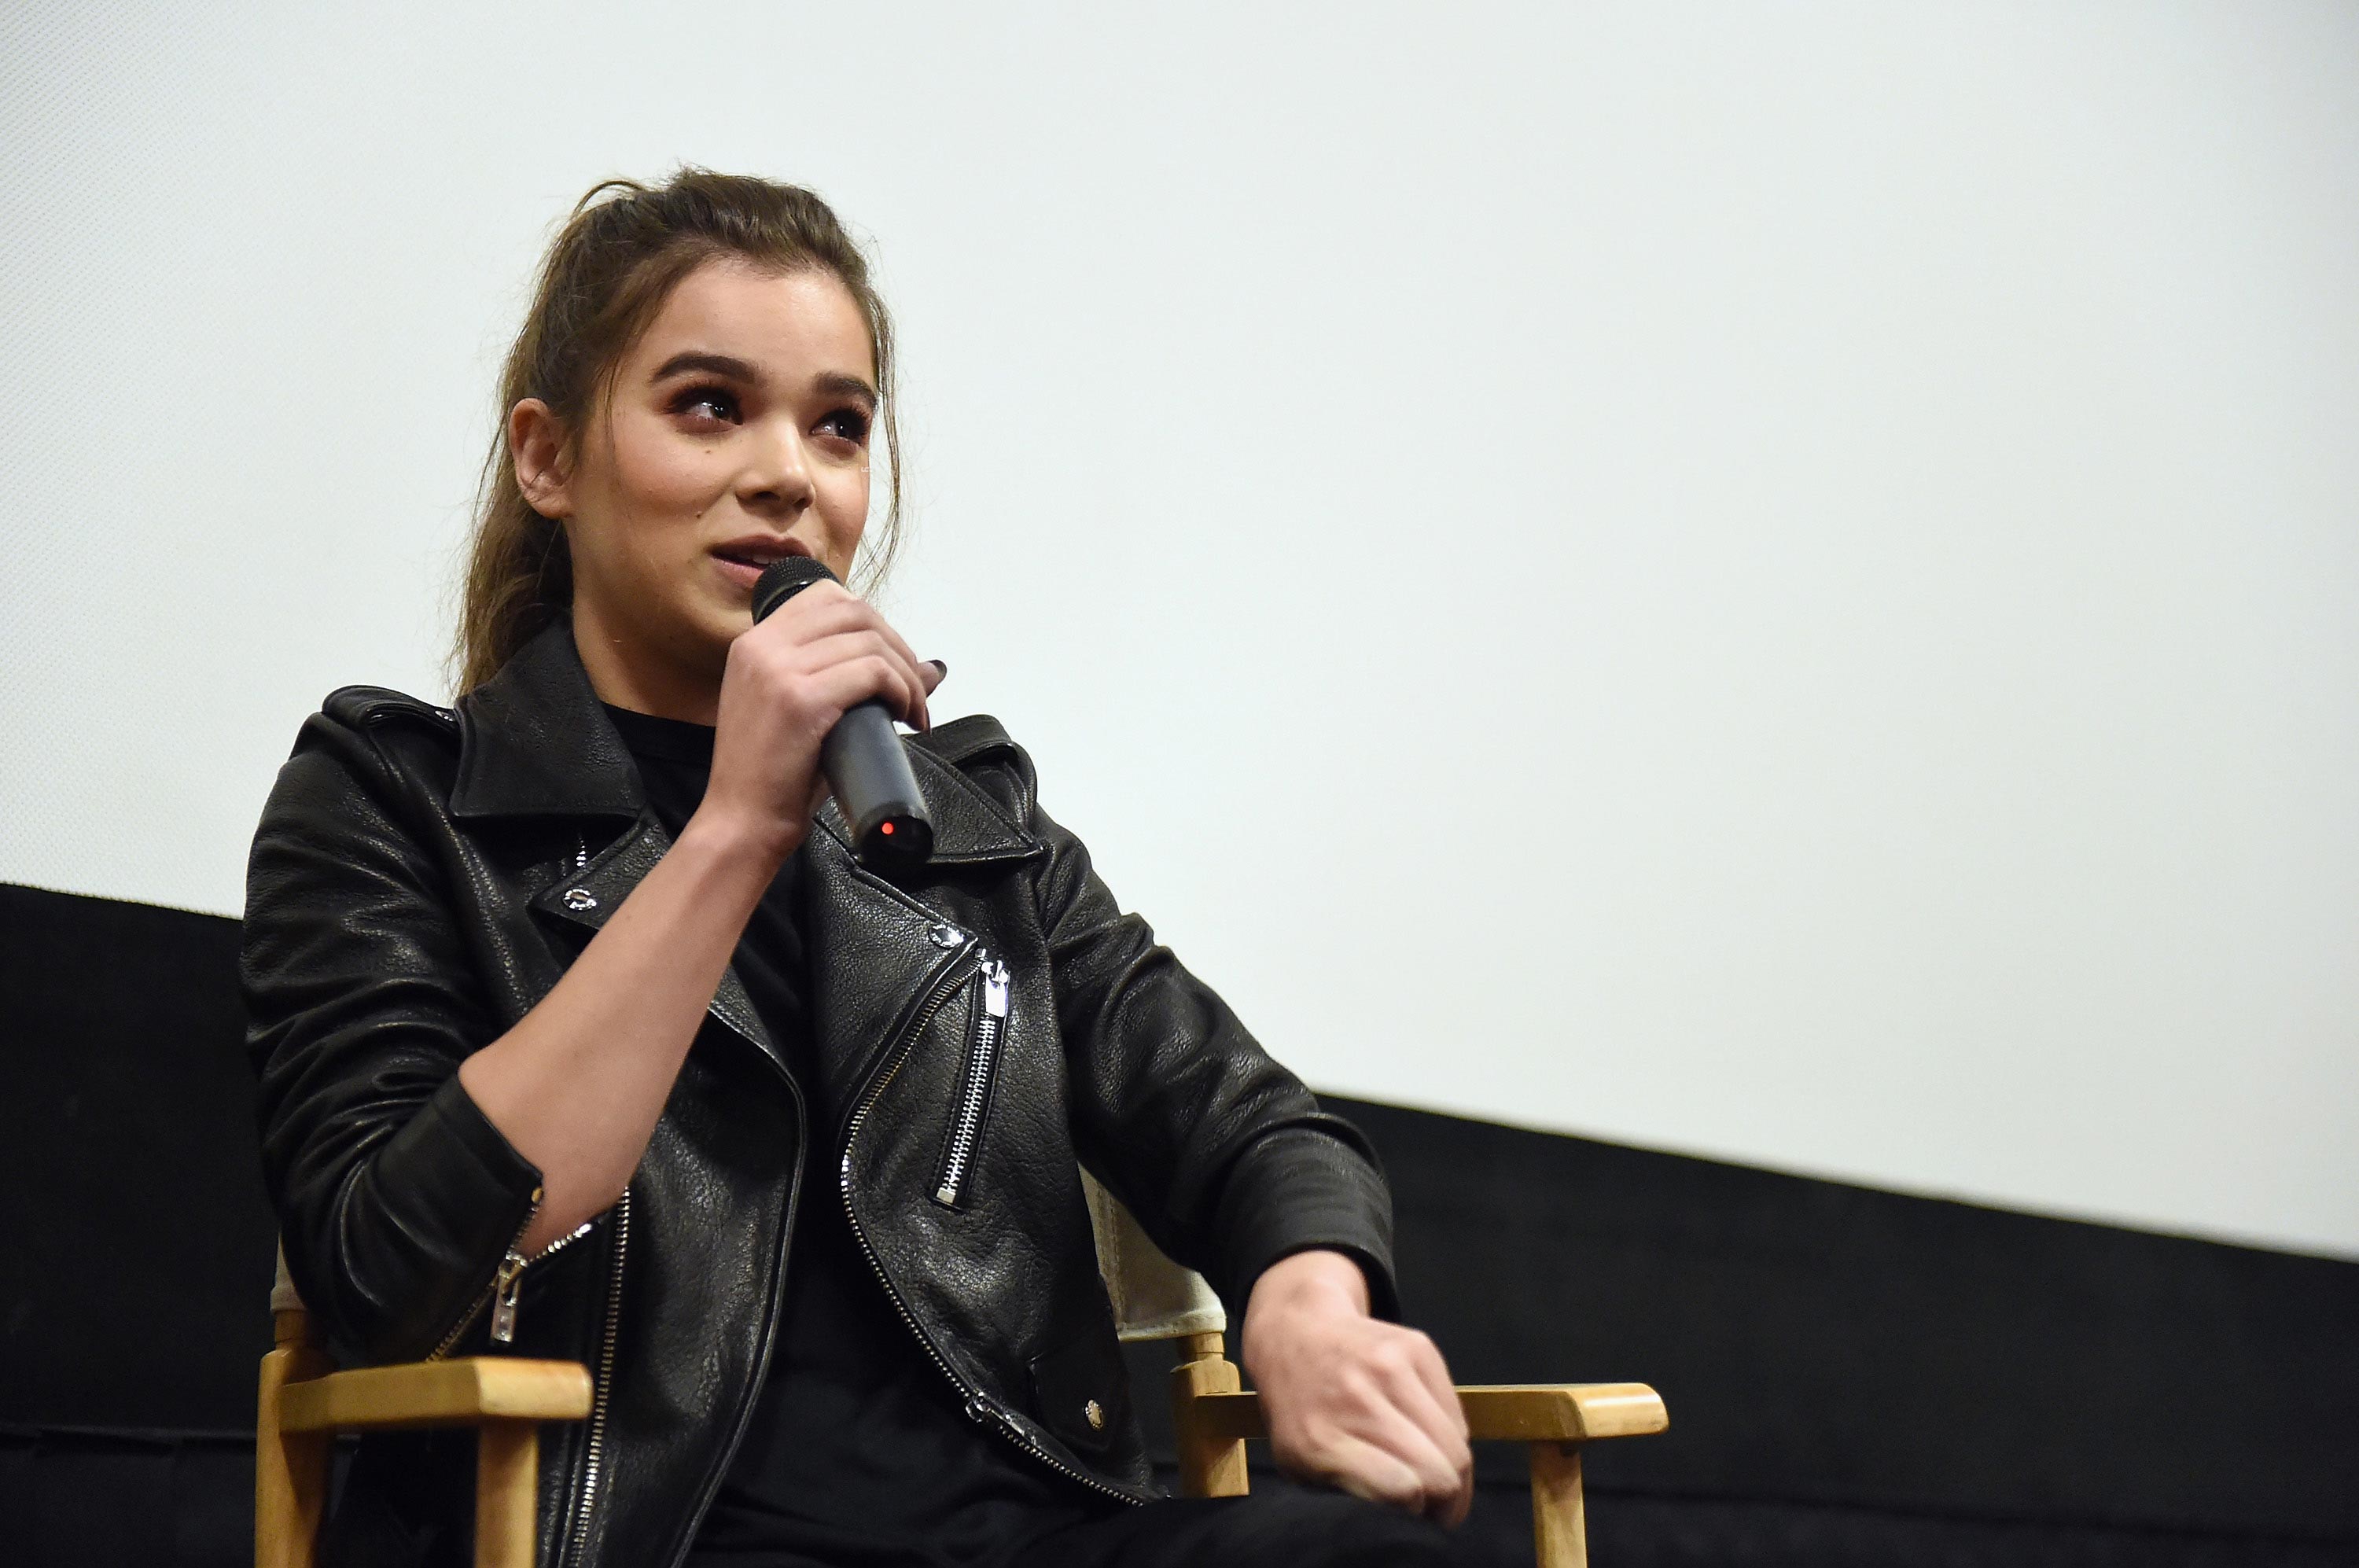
[751,558,934,871]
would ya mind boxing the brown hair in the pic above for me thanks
[454,169,902,692]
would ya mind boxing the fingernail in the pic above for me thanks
[929,659,948,676]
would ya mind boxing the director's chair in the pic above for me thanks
[256,1175,1665,1568]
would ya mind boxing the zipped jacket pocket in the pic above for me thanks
[933,957,1010,1208]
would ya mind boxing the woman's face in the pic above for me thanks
[517,258,878,709]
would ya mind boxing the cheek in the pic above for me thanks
[818,467,872,558]
[604,418,730,521]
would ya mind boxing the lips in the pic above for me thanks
[712,536,812,593]
[712,536,811,570]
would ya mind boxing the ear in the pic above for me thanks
[510,398,573,517]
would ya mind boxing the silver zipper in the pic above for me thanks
[841,948,1139,1507]
[425,1188,591,1360]
[490,1216,595,1343]
[933,960,1010,1207]
[427,1188,573,1358]
[566,1186,629,1566]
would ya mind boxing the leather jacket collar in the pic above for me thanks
[445,622,1042,1083]
[447,621,1040,866]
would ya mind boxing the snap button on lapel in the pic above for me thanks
[1084,1399,1105,1431]
[564,888,598,912]
[928,923,962,948]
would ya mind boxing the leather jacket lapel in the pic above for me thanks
[462,625,778,1072]
[797,827,979,1137]
[528,814,783,1076]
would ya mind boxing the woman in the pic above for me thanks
[245,171,1485,1568]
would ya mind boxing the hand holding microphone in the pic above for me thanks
[697,557,939,872]
[752,558,934,868]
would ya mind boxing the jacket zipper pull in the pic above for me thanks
[964,1389,1025,1440]
[983,961,1010,1019]
[489,1250,528,1344]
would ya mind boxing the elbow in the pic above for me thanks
[270,1077,547,1365]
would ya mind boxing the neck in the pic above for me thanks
[569,603,723,725]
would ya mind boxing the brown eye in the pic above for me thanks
[672,385,741,423]
[819,407,870,445]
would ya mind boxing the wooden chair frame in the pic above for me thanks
[1087,1172,1667,1566]
[1165,1327,1665,1568]
[256,1274,591,1568]
[259,1188,1664,1568]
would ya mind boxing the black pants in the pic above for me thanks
[694,1489,1514,1568]
[993,1489,1514,1568]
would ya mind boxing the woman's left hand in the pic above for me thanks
[1238,1249,1474,1525]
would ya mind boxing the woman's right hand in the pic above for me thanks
[695,578,945,862]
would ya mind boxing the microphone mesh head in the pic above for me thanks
[751,556,838,622]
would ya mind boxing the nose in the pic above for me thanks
[738,415,815,519]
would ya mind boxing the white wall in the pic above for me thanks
[5,2,2354,1257]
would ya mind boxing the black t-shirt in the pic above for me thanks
[602,706,1108,1568]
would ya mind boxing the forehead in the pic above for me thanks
[629,259,875,381]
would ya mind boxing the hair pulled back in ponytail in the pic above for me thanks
[455,169,901,693]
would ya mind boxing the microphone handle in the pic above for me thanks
[749,555,933,870]
[820,698,934,869]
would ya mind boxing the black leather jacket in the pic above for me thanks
[243,624,1397,1568]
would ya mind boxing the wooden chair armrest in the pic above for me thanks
[277,1357,592,1435]
[1453,1384,1667,1441]
[1189,1382,1666,1445]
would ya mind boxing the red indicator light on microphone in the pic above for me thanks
[879,821,895,834]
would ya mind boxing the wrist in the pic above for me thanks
[1240,1250,1370,1389]
[1246,1248,1371,1324]
[674,803,801,883]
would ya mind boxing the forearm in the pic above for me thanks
[458,808,789,1251]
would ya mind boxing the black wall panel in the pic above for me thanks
[6,881,2356,1566]
[1,883,275,1431]
[1330,1094,2359,1540]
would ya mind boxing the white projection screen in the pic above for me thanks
[4,4,2354,1258]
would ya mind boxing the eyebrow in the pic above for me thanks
[650,351,759,385]
[813,370,879,410]
[650,352,878,410]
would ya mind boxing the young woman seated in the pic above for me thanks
[244,170,1496,1568]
